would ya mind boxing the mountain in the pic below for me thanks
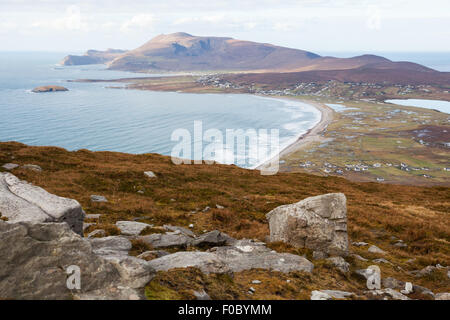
[107,32,321,72]
[105,32,434,74]
[61,49,127,66]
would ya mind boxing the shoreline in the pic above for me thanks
[256,98,334,171]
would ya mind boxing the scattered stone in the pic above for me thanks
[366,288,410,300]
[352,242,369,247]
[164,225,196,237]
[401,282,413,295]
[0,173,85,235]
[193,290,211,300]
[89,236,132,257]
[147,251,230,274]
[405,258,416,264]
[144,171,157,178]
[88,229,106,238]
[321,290,355,299]
[327,256,350,273]
[266,193,348,257]
[116,221,150,236]
[202,206,211,212]
[249,287,256,293]
[216,204,224,209]
[351,254,368,262]
[311,290,332,300]
[435,293,450,300]
[373,258,393,265]
[137,250,170,260]
[189,224,194,228]
[22,164,42,172]
[252,280,262,284]
[368,245,386,255]
[313,251,329,260]
[192,230,236,247]
[138,231,194,249]
[393,241,407,248]
[413,265,437,277]
[2,163,19,170]
[91,195,108,203]
[211,239,314,273]
[86,214,102,219]
[83,222,95,231]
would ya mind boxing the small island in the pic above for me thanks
[32,85,69,93]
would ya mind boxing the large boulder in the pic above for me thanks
[266,193,348,257]
[0,221,153,300]
[0,173,85,235]
[0,221,120,299]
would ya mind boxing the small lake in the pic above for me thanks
[385,99,450,114]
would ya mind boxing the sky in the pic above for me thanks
[0,0,449,53]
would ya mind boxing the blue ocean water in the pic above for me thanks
[0,52,320,168]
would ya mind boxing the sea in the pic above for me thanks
[0,51,321,168]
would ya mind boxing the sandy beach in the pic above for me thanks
[256,99,334,171]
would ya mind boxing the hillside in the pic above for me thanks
[0,141,449,299]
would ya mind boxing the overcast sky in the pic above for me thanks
[1,0,449,53]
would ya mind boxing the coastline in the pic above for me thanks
[256,98,334,171]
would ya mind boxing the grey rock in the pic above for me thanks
[0,221,120,300]
[382,277,405,290]
[116,221,150,236]
[147,251,230,274]
[137,250,170,260]
[2,163,19,170]
[0,173,84,235]
[326,256,350,273]
[89,236,132,257]
[193,290,211,300]
[164,224,196,237]
[99,255,154,289]
[368,245,386,255]
[216,204,225,209]
[202,206,211,212]
[85,214,102,220]
[311,290,332,300]
[83,222,95,231]
[435,293,450,300]
[373,258,392,265]
[144,171,157,178]
[87,229,106,238]
[352,242,369,247]
[212,240,314,273]
[321,290,355,299]
[312,251,329,260]
[138,231,194,249]
[366,288,411,300]
[413,265,437,277]
[192,230,236,247]
[266,193,348,257]
[252,280,262,284]
[401,282,413,295]
[393,241,407,248]
[22,164,42,172]
[351,254,368,262]
[91,195,108,203]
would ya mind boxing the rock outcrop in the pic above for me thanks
[266,193,348,257]
[32,85,68,93]
[0,173,84,235]
[0,221,120,299]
